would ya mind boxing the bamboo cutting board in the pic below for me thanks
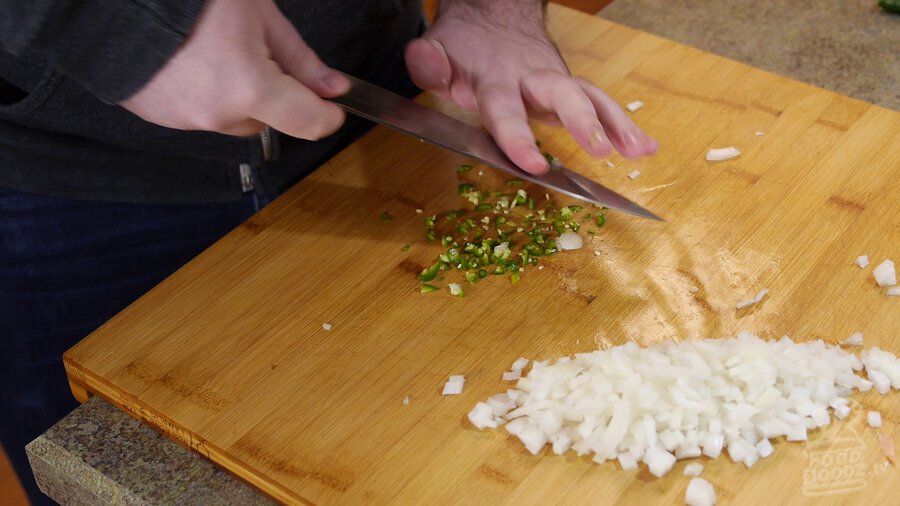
[64,5,899,505]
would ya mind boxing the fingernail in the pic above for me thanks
[622,131,642,150]
[530,151,550,170]
[589,130,607,151]
[323,72,345,92]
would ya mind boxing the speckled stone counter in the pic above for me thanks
[599,0,899,110]
[26,397,272,505]
[28,2,900,505]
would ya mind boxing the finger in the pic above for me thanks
[404,38,452,96]
[478,83,549,174]
[522,71,613,158]
[574,77,659,158]
[249,63,345,141]
[262,2,348,98]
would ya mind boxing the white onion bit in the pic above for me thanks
[855,255,869,269]
[557,232,584,251]
[887,287,900,297]
[442,375,465,395]
[402,396,410,405]
[873,259,897,287]
[468,332,900,479]
[502,370,521,381]
[627,170,641,180]
[706,147,741,162]
[685,477,717,506]
[840,332,864,347]
[683,463,704,477]
[736,288,769,309]
[626,100,645,112]
[606,160,616,168]
[867,411,882,428]
[754,131,766,136]
[322,323,333,331]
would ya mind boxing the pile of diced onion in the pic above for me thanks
[468,332,899,479]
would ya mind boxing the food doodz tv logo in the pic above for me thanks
[802,423,890,496]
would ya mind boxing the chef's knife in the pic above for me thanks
[330,73,663,221]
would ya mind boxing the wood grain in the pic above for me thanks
[64,5,900,505]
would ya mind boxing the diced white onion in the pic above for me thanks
[683,463,704,477]
[626,100,644,112]
[840,332,864,347]
[755,439,774,458]
[322,322,333,331]
[502,370,521,381]
[402,396,410,405]
[557,232,584,251]
[443,375,465,396]
[606,160,616,168]
[888,287,900,297]
[736,288,769,309]
[468,332,900,478]
[868,411,882,428]
[618,452,638,470]
[627,170,641,180]
[754,131,766,136]
[855,255,869,268]
[467,402,498,429]
[685,477,717,506]
[873,259,897,287]
[442,381,464,395]
[706,147,741,162]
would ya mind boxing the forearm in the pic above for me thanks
[0,0,205,103]
[437,0,549,30]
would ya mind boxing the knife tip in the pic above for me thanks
[629,204,666,222]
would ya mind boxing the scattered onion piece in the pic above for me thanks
[606,160,616,168]
[626,100,645,112]
[685,477,717,506]
[683,463,704,477]
[706,147,741,162]
[627,170,641,180]
[443,375,465,395]
[557,232,584,251]
[856,255,869,269]
[868,411,882,428]
[754,131,765,136]
[502,370,521,381]
[887,287,900,297]
[873,259,897,287]
[322,323,333,331]
[840,332,864,347]
[736,288,769,309]
[402,396,410,405]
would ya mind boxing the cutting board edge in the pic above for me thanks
[61,355,307,506]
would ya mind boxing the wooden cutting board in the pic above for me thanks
[64,5,899,505]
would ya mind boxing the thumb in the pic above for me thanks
[404,38,452,95]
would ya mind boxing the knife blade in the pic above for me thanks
[330,72,664,221]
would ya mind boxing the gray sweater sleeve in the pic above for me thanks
[0,0,206,103]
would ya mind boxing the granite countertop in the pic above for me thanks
[599,0,899,111]
[28,2,900,505]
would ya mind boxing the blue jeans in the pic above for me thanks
[0,186,264,504]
